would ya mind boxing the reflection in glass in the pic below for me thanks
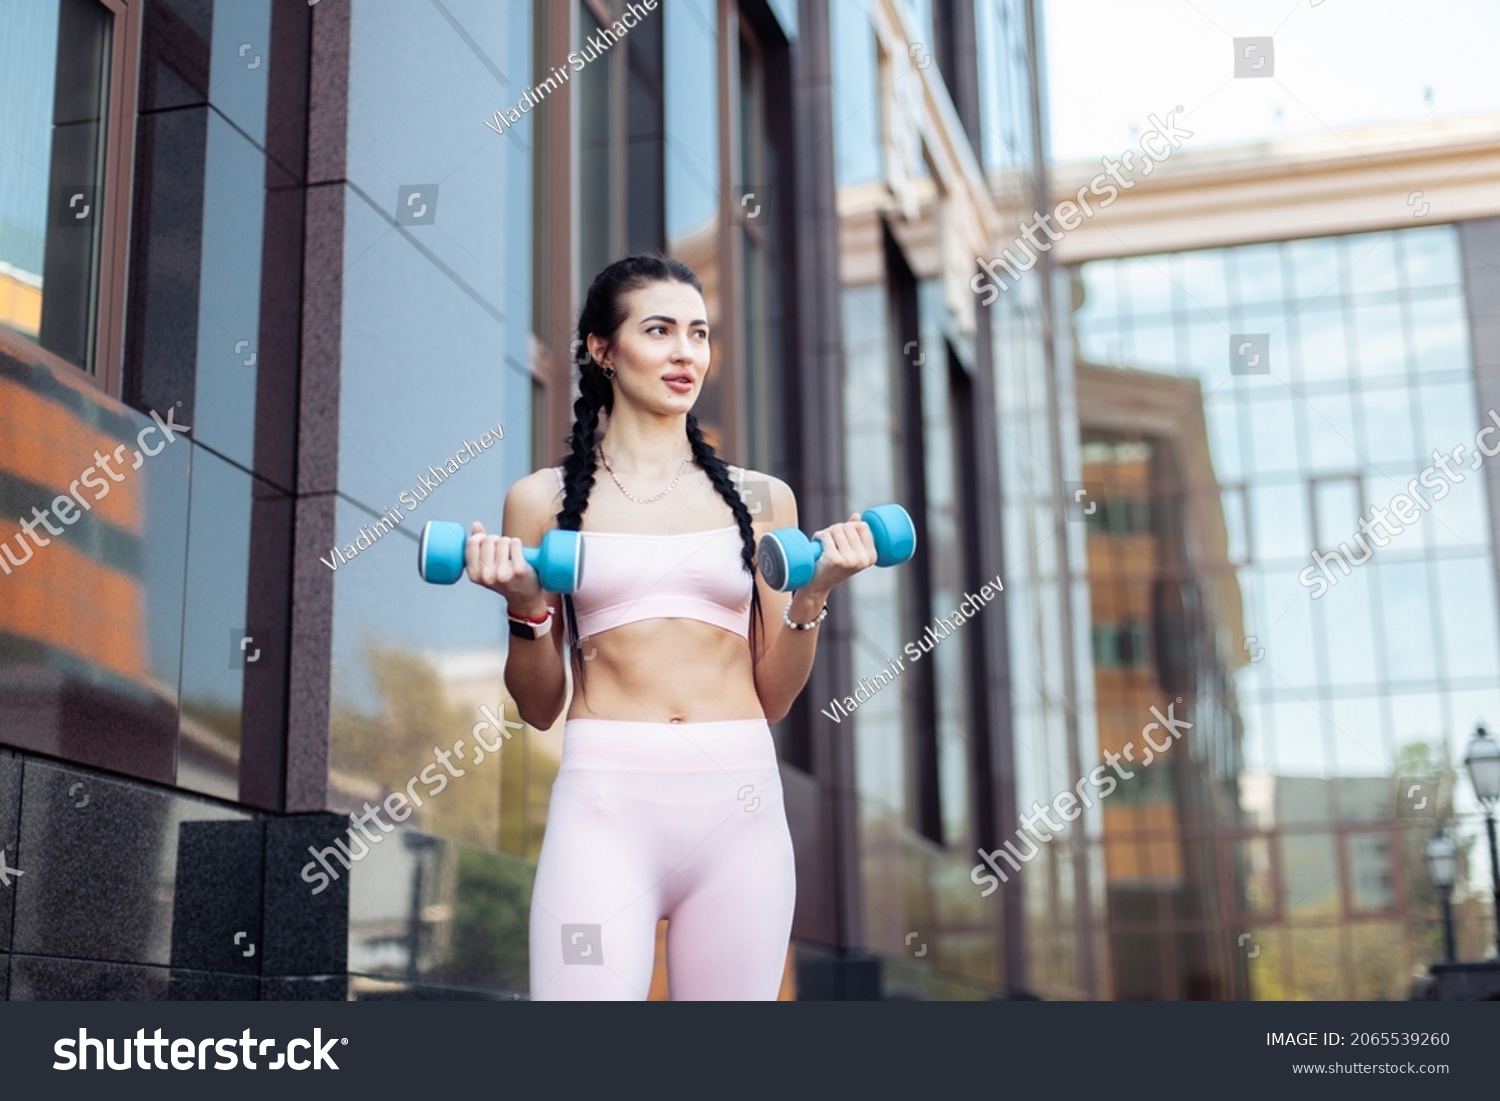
[1408,296,1469,376]
[1350,302,1407,381]
[1068,221,1499,1000]
[1234,836,1275,916]
[1343,232,1400,297]
[0,0,113,371]
[1281,832,1338,915]
[577,2,619,300]
[664,0,722,439]
[1292,305,1350,384]
[1230,242,1284,305]
[1346,832,1394,911]
[1300,389,1359,472]
[177,449,257,801]
[1400,226,1462,289]
[0,364,190,784]
[1432,556,1500,679]
[1285,237,1344,304]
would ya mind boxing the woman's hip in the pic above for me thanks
[557,717,779,775]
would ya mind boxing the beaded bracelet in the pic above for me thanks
[783,595,829,631]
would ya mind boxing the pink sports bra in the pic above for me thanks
[553,466,754,640]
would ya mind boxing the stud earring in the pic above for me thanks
[601,365,616,379]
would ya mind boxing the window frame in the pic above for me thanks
[0,0,141,396]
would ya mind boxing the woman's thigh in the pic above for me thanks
[528,772,664,1000]
[664,769,796,1000]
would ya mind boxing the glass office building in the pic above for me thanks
[0,0,1060,1000]
[1068,224,1500,998]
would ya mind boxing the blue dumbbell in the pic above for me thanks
[417,520,584,592]
[756,504,917,592]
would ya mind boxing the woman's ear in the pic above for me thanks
[586,333,610,367]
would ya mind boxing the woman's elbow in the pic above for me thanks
[515,694,563,731]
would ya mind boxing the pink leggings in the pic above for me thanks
[528,718,796,1000]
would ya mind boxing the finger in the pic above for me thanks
[825,523,857,563]
[853,519,878,564]
[835,521,874,568]
[507,537,529,577]
[812,527,835,562]
[465,528,487,577]
[477,535,501,585]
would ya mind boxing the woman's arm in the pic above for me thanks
[468,469,570,729]
[750,478,878,724]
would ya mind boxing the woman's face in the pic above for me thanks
[589,280,710,418]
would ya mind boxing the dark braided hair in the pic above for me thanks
[557,253,765,690]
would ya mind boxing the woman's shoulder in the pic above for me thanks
[730,466,796,524]
[505,467,566,522]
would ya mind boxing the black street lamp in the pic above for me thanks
[1426,829,1458,963]
[1463,724,1500,958]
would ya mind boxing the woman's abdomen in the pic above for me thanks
[566,618,763,722]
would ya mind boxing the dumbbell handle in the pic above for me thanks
[417,520,583,592]
[757,503,916,592]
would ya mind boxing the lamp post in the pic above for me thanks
[1426,830,1458,963]
[1463,724,1500,957]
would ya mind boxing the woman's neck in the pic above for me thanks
[598,408,693,473]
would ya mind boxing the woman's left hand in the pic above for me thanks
[806,513,880,594]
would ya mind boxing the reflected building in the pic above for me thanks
[1076,365,1248,999]
[1057,117,1500,996]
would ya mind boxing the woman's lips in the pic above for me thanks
[663,375,694,393]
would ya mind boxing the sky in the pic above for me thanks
[1043,0,1500,161]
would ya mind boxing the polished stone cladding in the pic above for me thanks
[0,746,531,1000]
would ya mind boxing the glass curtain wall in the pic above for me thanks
[1071,225,1500,998]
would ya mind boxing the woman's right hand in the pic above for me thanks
[465,521,549,616]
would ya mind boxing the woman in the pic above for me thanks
[465,254,877,1000]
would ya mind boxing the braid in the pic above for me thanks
[685,413,765,659]
[557,364,610,534]
[555,357,611,686]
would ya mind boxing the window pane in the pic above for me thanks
[1358,384,1417,466]
[1409,296,1469,377]
[1230,242,1284,305]
[1285,237,1343,304]
[1234,836,1276,917]
[1376,560,1439,683]
[1175,248,1228,318]
[1251,484,1311,562]
[1399,225,1462,290]
[1417,380,1477,460]
[0,0,113,371]
[1290,305,1349,383]
[1116,254,1174,316]
[576,3,618,299]
[1243,395,1300,478]
[1346,833,1395,911]
[1433,557,1500,679]
[1312,476,1360,557]
[1125,320,1178,374]
[1343,232,1400,297]
[1282,833,1339,915]
[1350,302,1407,381]
[1301,389,1359,474]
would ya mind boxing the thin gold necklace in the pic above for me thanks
[598,448,694,505]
